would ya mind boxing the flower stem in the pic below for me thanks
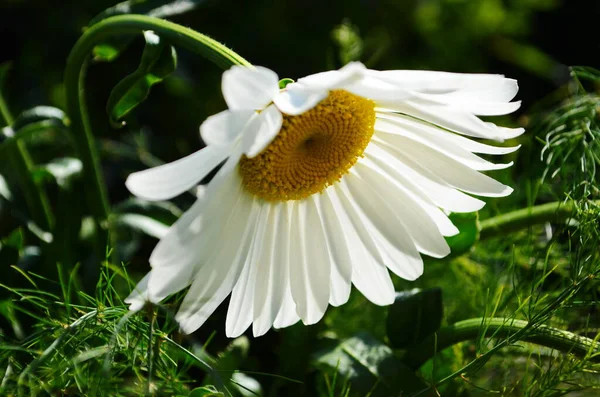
[403,317,599,370]
[0,89,53,232]
[65,15,251,254]
[479,200,600,240]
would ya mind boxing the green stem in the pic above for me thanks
[479,200,600,240]
[0,89,53,232]
[403,317,600,369]
[65,15,251,254]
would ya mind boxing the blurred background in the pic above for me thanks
[1,0,599,395]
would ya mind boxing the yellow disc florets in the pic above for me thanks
[239,90,376,201]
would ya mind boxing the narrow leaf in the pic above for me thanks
[106,31,177,126]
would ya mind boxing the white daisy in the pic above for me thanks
[124,62,523,337]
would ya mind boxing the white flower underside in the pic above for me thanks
[125,62,523,337]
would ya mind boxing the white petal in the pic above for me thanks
[370,70,518,101]
[146,170,242,301]
[242,104,283,158]
[343,76,413,102]
[373,135,512,197]
[273,285,300,329]
[200,109,255,147]
[222,66,279,110]
[125,145,230,201]
[375,118,512,171]
[252,203,289,337]
[315,193,352,307]
[350,162,450,258]
[295,61,367,90]
[174,191,256,334]
[377,100,525,142]
[376,112,520,155]
[289,199,330,325]
[124,273,150,312]
[327,186,398,302]
[273,86,328,116]
[273,62,367,115]
[413,94,521,116]
[226,200,268,338]
[367,141,485,212]
[363,147,458,237]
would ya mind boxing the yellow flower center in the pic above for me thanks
[239,90,375,201]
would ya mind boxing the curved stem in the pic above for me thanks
[403,317,599,370]
[65,15,251,254]
[479,200,600,240]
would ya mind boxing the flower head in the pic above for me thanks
[125,62,523,337]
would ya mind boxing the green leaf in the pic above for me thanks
[386,288,443,349]
[111,213,169,239]
[444,211,480,256]
[188,385,225,397]
[106,31,177,126]
[313,332,428,396]
[279,78,294,89]
[34,157,83,189]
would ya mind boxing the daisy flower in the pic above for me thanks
[125,62,523,337]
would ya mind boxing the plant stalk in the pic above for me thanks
[64,14,251,255]
[403,317,599,370]
[479,200,600,240]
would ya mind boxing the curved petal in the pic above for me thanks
[175,191,257,334]
[350,163,451,258]
[252,203,287,336]
[200,109,255,147]
[222,66,280,110]
[226,200,268,338]
[273,284,300,329]
[327,186,398,302]
[146,170,243,301]
[124,273,150,312]
[363,146,458,237]
[242,104,283,158]
[315,193,352,307]
[369,70,518,102]
[376,101,524,142]
[367,141,485,212]
[289,200,330,325]
[373,135,512,197]
[295,61,366,90]
[125,145,230,201]
[376,113,520,155]
[273,85,328,116]
[375,118,512,171]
